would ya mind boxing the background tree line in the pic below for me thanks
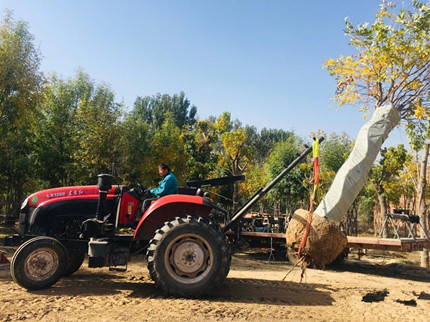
[0,10,429,243]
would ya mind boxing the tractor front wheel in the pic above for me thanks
[63,251,85,276]
[11,236,67,290]
[147,215,231,297]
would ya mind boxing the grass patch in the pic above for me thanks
[399,260,414,265]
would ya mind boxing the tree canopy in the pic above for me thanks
[324,1,430,119]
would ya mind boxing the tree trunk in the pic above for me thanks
[375,192,389,237]
[417,142,429,268]
[232,182,239,217]
[315,104,401,222]
[341,201,359,236]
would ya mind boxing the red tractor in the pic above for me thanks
[5,138,322,297]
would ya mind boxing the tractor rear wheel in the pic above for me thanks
[11,236,67,290]
[147,215,231,297]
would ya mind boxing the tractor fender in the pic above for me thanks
[133,194,213,241]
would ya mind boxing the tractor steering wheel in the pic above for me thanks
[136,183,149,199]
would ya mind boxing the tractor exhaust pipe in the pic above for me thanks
[96,174,113,221]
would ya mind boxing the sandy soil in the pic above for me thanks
[1,247,430,322]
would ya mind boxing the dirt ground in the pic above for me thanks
[1,246,430,322]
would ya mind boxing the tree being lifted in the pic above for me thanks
[287,0,430,268]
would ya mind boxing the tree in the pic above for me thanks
[244,126,293,163]
[416,140,430,267]
[406,118,430,267]
[142,112,190,186]
[183,119,218,181]
[34,72,90,187]
[298,1,430,266]
[0,11,43,223]
[219,128,253,214]
[0,11,43,139]
[71,76,123,184]
[317,1,430,222]
[265,135,308,215]
[133,92,197,130]
[369,145,410,236]
[214,112,254,214]
[324,1,430,117]
[320,133,352,174]
[118,109,152,184]
[240,161,268,213]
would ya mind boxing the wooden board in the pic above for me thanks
[226,231,429,252]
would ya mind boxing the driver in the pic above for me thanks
[142,164,178,213]
[149,164,178,197]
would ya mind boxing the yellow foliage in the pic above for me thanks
[323,1,430,119]
[414,103,427,120]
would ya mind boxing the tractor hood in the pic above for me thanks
[23,185,119,209]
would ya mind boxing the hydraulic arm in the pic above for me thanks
[223,136,324,232]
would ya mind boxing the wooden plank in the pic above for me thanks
[225,231,429,252]
[347,236,429,252]
[225,231,285,239]
[347,237,401,247]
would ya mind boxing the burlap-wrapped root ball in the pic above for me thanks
[286,209,348,268]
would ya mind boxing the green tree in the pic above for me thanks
[183,119,218,181]
[34,72,92,187]
[244,126,293,164]
[265,135,308,215]
[133,92,197,130]
[117,110,152,184]
[405,117,430,266]
[370,145,410,236]
[0,12,43,222]
[143,112,190,186]
[71,77,123,184]
[320,133,352,174]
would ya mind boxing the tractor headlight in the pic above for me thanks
[20,196,29,211]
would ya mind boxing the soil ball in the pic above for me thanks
[286,209,348,268]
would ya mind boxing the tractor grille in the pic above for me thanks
[19,206,35,235]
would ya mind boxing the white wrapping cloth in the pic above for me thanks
[315,104,400,222]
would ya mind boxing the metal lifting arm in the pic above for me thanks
[222,136,324,232]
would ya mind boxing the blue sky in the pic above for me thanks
[2,0,409,147]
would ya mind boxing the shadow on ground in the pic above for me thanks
[27,270,334,306]
[329,259,430,283]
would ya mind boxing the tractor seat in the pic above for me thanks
[176,186,203,196]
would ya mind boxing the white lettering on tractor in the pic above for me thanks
[46,192,66,198]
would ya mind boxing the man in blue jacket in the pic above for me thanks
[141,164,178,214]
[149,164,178,197]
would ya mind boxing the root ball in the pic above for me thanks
[286,209,348,268]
